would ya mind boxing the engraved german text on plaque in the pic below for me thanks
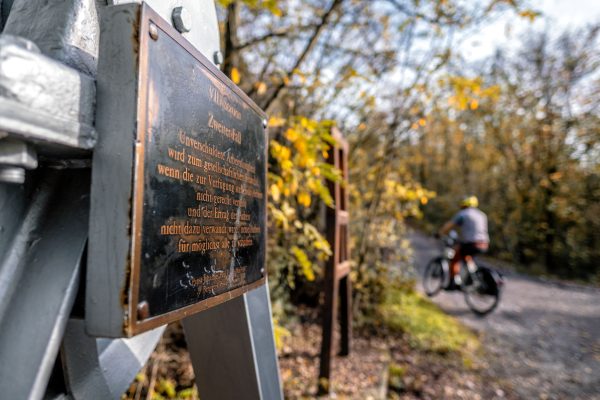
[131,7,267,331]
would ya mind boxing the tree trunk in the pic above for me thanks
[222,1,240,77]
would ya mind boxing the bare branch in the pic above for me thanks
[260,0,345,112]
[236,23,321,51]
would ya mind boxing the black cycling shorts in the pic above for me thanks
[460,242,488,256]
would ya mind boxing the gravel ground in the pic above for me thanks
[278,307,515,400]
[410,230,600,400]
[279,319,390,399]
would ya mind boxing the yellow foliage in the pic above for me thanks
[291,246,315,281]
[375,176,436,224]
[280,201,296,219]
[156,379,176,399]
[297,191,311,207]
[445,75,499,112]
[268,116,286,127]
[267,116,340,301]
[273,318,291,351]
[270,183,281,202]
[230,67,241,84]
[294,138,307,155]
[366,95,376,107]
[292,68,307,84]
[285,127,298,141]
[269,117,339,210]
[281,159,293,171]
[518,9,540,22]
[289,177,298,194]
[217,0,282,16]
[269,204,289,230]
[549,171,563,182]
[255,81,267,95]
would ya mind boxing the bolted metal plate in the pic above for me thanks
[88,3,266,337]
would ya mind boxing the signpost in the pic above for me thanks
[88,3,267,337]
[318,128,352,394]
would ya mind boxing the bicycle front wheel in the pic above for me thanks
[423,257,446,297]
[463,268,501,316]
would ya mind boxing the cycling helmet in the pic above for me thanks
[460,195,478,208]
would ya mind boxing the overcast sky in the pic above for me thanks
[460,0,600,60]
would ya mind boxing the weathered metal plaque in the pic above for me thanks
[134,7,267,329]
[88,4,267,336]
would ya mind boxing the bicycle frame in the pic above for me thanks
[439,236,482,289]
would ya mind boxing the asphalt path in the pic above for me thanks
[409,230,600,400]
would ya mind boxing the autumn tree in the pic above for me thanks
[215,0,530,322]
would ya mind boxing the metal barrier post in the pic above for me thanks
[183,284,283,400]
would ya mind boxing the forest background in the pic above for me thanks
[215,0,600,327]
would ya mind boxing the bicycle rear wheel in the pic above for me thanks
[463,267,501,316]
[423,257,446,297]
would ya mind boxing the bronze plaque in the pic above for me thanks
[130,7,266,333]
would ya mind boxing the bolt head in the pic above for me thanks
[172,6,192,33]
[137,301,150,320]
[213,51,224,66]
[149,23,159,40]
[0,167,25,184]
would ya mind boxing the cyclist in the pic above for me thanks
[438,195,489,288]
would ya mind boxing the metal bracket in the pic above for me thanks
[62,319,166,400]
[0,35,96,152]
[0,34,96,183]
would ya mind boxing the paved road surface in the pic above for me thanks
[410,230,600,400]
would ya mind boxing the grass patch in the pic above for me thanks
[380,286,479,358]
[387,362,407,393]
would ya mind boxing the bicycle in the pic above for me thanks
[423,234,504,316]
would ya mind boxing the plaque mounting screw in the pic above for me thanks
[172,6,192,33]
[262,119,268,129]
[149,23,159,40]
[137,301,150,320]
